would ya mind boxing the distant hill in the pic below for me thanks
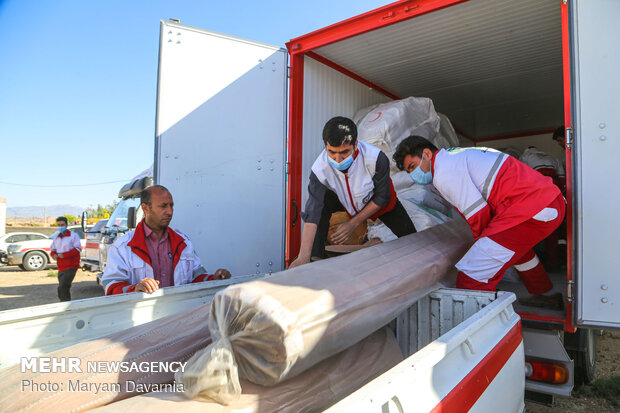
[7,205,84,218]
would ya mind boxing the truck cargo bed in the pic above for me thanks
[328,288,524,413]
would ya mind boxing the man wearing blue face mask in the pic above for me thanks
[289,117,416,268]
[393,136,566,310]
[50,216,82,301]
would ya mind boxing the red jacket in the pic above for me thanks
[50,230,81,271]
[431,148,561,239]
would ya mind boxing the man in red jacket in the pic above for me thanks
[50,216,82,301]
[393,136,565,310]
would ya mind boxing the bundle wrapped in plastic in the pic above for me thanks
[354,97,440,173]
[435,113,460,149]
[176,219,473,404]
[93,328,403,413]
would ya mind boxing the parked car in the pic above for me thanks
[5,226,89,271]
[0,232,49,266]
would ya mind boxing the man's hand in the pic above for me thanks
[135,277,160,294]
[58,253,64,259]
[329,221,359,245]
[289,254,310,269]
[212,268,231,280]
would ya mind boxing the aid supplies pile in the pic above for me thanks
[176,219,473,404]
[92,328,402,413]
[353,97,461,237]
[353,97,460,174]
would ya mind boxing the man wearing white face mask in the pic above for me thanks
[289,117,417,268]
[393,136,566,310]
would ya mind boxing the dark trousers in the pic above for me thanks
[58,268,78,302]
[311,190,416,258]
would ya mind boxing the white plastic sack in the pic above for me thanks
[176,220,473,404]
[397,184,454,218]
[354,97,440,173]
[435,113,460,148]
[391,170,415,192]
[520,146,564,176]
[368,198,453,242]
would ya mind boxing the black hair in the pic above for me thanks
[140,185,170,206]
[393,136,438,170]
[552,126,565,142]
[322,116,357,147]
[56,216,68,225]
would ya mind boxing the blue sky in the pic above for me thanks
[0,0,388,209]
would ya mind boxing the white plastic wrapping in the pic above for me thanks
[520,146,565,176]
[354,97,440,173]
[434,112,460,149]
[368,197,454,242]
[176,219,473,404]
[94,328,403,413]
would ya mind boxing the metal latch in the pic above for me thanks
[566,127,574,149]
[567,280,575,303]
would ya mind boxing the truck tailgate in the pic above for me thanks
[0,274,264,370]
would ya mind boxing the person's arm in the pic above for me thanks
[102,243,142,295]
[289,223,318,268]
[50,237,58,260]
[289,173,326,268]
[330,152,390,244]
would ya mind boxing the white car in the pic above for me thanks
[0,232,49,266]
[5,226,88,271]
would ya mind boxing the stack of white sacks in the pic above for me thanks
[352,97,462,240]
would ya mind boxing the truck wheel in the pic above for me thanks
[18,264,25,270]
[22,251,48,271]
[569,329,596,385]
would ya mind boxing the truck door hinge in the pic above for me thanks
[565,127,574,150]
[567,280,575,303]
[287,66,292,79]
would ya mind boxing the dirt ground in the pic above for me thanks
[0,265,618,410]
[0,265,104,311]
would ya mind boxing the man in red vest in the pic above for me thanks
[50,216,82,301]
[290,117,417,268]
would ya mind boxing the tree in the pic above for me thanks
[85,200,120,219]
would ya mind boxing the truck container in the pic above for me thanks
[154,0,619,402]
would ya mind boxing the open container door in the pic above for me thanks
[286,0,572,330]
[571,0,620,329]
[155,21,288,276]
